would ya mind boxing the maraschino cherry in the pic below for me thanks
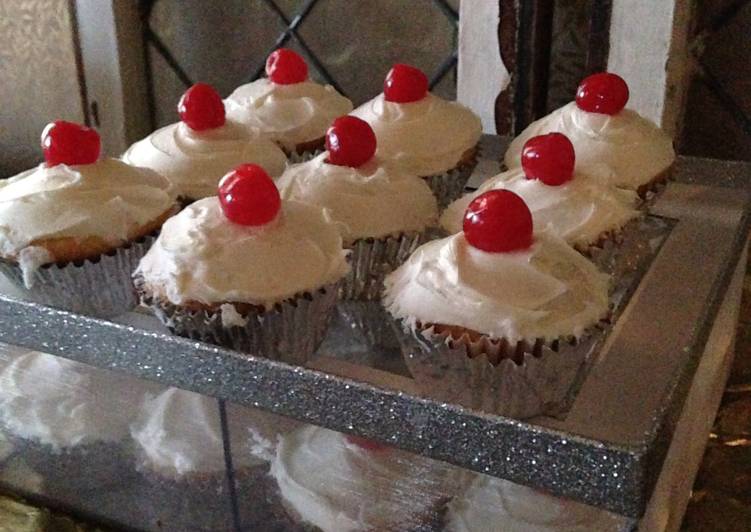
[178,83,225,131]
[325,116,377,167]
[41,121,101,167]
[521,133,575,186]
[384,64,428,103]
[218,164,281,226]
[463,190,533,253]
[345,434,388,452]
[266,48,308,85]
[575,72,629,115]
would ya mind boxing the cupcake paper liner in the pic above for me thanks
[0,235,156,318]
[136,280,341,365]
[340,231,427,301]
[395,322,602,419]
[286,148,324,164]
[637,165,673,206]
[424,147,480,209]
[575,226,626,260]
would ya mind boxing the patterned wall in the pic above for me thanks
[1,0,746,176]
[147,0,459,127]
[0,0,85,177]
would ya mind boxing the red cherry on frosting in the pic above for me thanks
[575,72,629,115]
[345,434,388,452]
[218,164,281,226]
[178,83,226,131]
[463,190,533,253]
[521,133,575,186]
[325,116,377,167]
[266,48,308,85]
[41,120,101,167]
[384,64,429,103]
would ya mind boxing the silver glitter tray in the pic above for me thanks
[0,137,748,520]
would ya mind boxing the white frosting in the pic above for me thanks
[446,473,622,532]
[441,168,640,247]
[220,303,249,328]
[17,247,53,288]
[130,387,265,478]
[123,120,288,200]
[270,425,445,532]
[225,79,353,151]
[276,153,438,243]
[0,352,142,449]
[0,158,175,261]
[504,102,675,189]
[135,197,349,307]
[351,93,482,176]
[383,232,610,342]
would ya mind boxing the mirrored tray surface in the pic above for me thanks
[0,137,748,519]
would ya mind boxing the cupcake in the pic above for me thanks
[124,83,287,202]
[0,121,177,317]
[0,350,150,494]
[384,190,610,417]
[134,164,349,362]
[442,133,640,253]
[270,425,452,531]
[129,387,279,531]
[277,116,438,301]
[445,473,622,531]
[351,64,482,207]
[504,72,675,197]
[225,48,353,159]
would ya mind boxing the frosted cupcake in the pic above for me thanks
[134,164,349,362]
[130,387,274,530]
[124,83,287,202]
[270,425,451,531]
[226,48,353,159]
[277,116,438,300]
[0,121,177,317]
[446,473,622,532]
[0,351,151,492]
[442,133,640,253]
[385,190,610,417]
[505,73,675,197]
[351,64,482,207]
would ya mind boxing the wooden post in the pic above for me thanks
[457,0,510,134]
[608,0,694,138]
[457,1,553,136]
[74,0,151,155]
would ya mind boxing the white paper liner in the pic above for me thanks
[0,235,156,318]
[340,232,427,301]
[395,322,601,419]
[136,280,341,365]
